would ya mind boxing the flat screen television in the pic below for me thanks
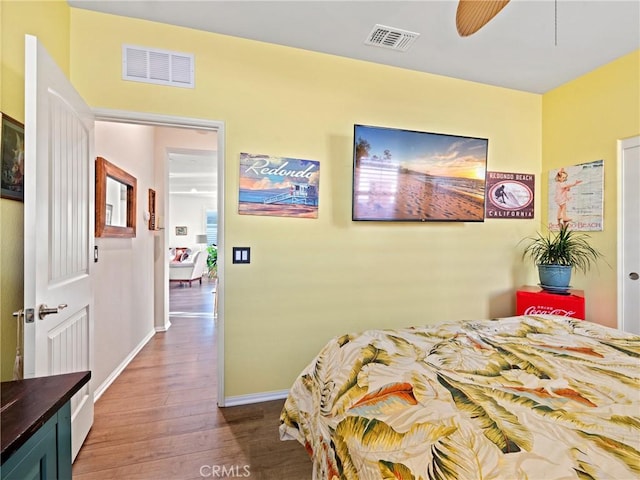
[352,124,489,222]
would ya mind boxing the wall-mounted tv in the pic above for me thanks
[352,124,489,222]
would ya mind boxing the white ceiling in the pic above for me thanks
[69,0,639,94]
[169,152,217,197]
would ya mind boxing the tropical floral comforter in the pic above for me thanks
[279,315,640,480]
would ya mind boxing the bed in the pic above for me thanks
[279,315,640,480]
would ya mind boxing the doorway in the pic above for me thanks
[94,109,226,404]
[167,147,218,317]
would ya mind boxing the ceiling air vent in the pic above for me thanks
[122,45,194,88]
[365,24,420,52]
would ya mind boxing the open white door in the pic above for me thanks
[23,35,95,460]
[618,136,640,334]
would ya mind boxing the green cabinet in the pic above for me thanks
[1,372,90,480]
[0,402,72,480]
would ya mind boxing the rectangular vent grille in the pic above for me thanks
[365,24,420,52]
[122,45,194,88]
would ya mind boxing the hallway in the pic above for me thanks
[72,278,312,479]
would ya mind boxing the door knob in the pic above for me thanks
[630,272,639,281]
[38,303,68,320]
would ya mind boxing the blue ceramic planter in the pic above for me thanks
[538,264,572,289]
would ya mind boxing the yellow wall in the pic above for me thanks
[541,50,640,329]
[69,9,542,397]
[3,3,636,397]
[0,0,70,381]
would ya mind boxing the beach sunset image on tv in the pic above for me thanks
[352,124,488,222]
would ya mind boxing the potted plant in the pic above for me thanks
[520,223,603,292]
[206,244,218,278]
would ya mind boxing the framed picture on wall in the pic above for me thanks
[547,160,604,232]
[175,226,188,235]
[485,171,535,219]
[238,152,320,219]
[1,113,25,202]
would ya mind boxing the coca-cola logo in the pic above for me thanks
[524,306,576,316]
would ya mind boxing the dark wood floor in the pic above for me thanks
[72,277,313,479]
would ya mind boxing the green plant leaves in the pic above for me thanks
[521,224,604,274]
[206,244,217,273]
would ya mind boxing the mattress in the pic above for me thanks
[279,315,640,479]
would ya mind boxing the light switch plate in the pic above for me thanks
[232,247,250,264]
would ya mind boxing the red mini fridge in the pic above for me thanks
[516,285,585,320]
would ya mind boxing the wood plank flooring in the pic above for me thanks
[73,278,313,479]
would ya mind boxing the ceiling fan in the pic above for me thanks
[456,0,510,37]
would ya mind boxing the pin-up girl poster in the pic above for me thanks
[548,160,603,231]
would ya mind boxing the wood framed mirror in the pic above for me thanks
[95,156,137,237]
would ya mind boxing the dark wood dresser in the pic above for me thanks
[1,371,91,479]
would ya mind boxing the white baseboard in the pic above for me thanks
[93,328,156,402]
[221,389,289,407]
[155,319,171,332]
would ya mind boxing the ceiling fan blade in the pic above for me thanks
[456,0,510,37]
